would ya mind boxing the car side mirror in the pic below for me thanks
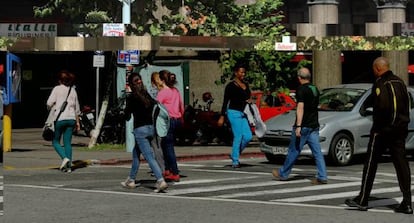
[361,107,373,116]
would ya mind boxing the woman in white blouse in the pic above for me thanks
[46,70,81,173]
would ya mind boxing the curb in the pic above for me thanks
[94,152,265,166]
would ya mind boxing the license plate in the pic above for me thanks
[272,146,288,155]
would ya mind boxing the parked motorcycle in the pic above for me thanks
[98,92,127,144]
[78,105,95,137]
[175,92,233,146]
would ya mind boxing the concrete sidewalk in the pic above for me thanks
[4,128,264,169]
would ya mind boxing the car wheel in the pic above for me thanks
[328,133,354,166]
[265,153,285,164]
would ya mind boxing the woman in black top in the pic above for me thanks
[218,65,253,168]
[121,72,168,192]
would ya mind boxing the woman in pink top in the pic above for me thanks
[156,70,184,182]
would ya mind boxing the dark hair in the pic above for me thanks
[233,63,247,72]
[159,70,177,88]
[58,70,75,86]
[128,72,153,108]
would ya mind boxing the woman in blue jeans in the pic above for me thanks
[121,72,168,193]
[218,64,253,168]
[47,70,80,173]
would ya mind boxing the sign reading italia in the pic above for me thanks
[0,23,57,37]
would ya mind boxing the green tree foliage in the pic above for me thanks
[0,38,16,49]
[33,0,120,23]
[217,50,311,92]
[34,0,117,36]
[297,36,414,51]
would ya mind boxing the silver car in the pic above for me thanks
[260,83,414,166]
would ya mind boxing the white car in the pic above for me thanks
[260,83,414,166]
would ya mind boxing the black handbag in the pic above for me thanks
[42,123,54,141]
[42,87,72,141]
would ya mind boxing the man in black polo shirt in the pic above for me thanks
[272,67,328,185]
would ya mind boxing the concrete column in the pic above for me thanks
[306,0,341,87]
[308,0,339,24]
[372,0,408,83]
[372,0,407,22]
[312,50,342,89]
[383,51,409,84]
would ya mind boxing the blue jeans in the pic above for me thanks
[130,125,163,181]
[161,118,181,175]
[227,109,253,165]
[53,119,76,167]
[279,126,327,181]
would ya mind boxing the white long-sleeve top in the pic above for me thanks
[46,84,81,121]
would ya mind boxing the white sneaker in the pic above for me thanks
[121,178,139,188]
[154,180,168,193]
[59,158,70,171]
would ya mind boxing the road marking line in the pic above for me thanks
[272,184,414,202]
[175,176,259,185]
[6,183,394,214]
[215,181,363,198]
[167,179,310,195]
[190,168,285,176]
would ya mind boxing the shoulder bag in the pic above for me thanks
[42,87,72,141]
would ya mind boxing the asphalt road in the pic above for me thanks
[3,156,414,223]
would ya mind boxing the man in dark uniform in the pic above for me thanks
[345,57,412,214]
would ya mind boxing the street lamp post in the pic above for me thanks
[119,0,136,24]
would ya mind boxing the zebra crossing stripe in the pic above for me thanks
[214,181,363,199]
[272,185,414,202]
[176,176,259,185]
[167,179,309,195]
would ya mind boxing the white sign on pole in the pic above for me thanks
[275,36,297,51]
[93,55,105,68]
[103,23,125,37]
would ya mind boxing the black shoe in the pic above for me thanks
[394,203,413,214]
[344,198,368,211]
[310,178,328,185]
[232,163,241,169]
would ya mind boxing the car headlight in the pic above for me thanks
[319,123,326,131]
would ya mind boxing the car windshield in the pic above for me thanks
[318,87,367,111]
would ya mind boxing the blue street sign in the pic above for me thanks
[117,50,140,65]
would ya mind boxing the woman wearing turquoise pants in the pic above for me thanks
[47,70,81,173]
[218,64,252,168]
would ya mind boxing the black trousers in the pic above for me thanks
[358,131,412,205]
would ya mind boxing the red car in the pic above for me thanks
[251,91,296,122]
